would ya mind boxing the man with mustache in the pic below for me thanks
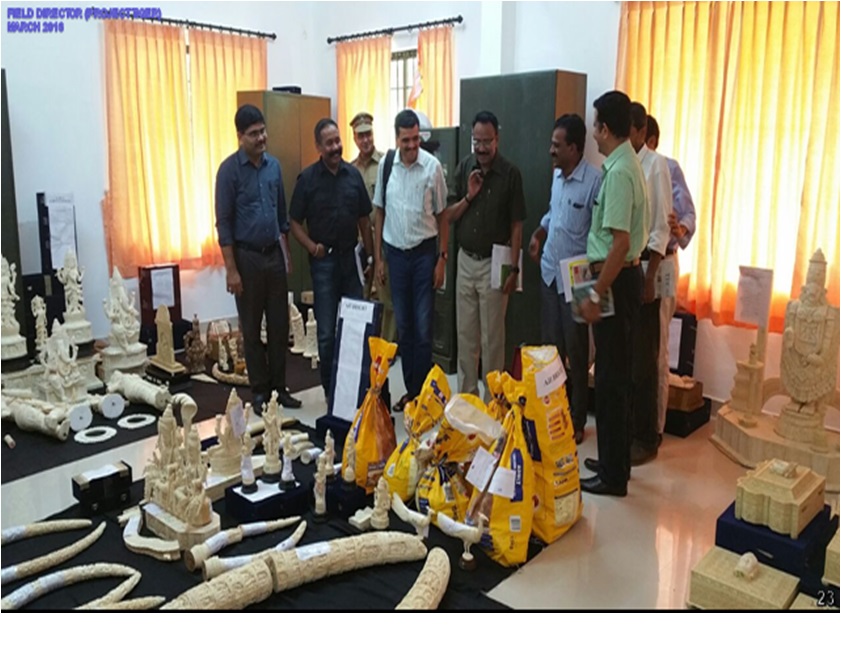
[445,110,526,399]
[289,118,374,397]
[216,104,300,413]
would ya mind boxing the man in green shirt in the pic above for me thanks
[578,90,648,497]
[445,111,526,398]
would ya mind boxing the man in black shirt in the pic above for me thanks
[289,118,374,395]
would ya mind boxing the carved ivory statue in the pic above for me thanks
[150,305,185,375]
[313,453,328,518]
[775,249,840,446]
[324,429,336,478]
[31,296,48,353]
[289,302,305,354]
[184,314,207,374]
[103,268,141,350]
[370,477,391,530]
[207,389,248,477]
[40,321,84,404]
[1,255,20,337]
[261,391,283,482]
[56,248,85,318]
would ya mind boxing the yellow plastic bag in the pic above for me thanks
[416,463,471,522]
[342,337,398,494]
[383,366,451,501]
[485,371,510,422]
[466,376,535,567]
[520,345,582,544]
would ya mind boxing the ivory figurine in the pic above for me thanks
[435,512,489,571]
[303,309,317,359]
[183,314,207,374]
[31,295,48,352]
[776,249,840,446]
[207,389,248,478]
[289,302,306,354]
[313,452,328,520]
[261,391,283,482]
[56,248,85,317]
[342,433,357,486]
[1,394,72,441]
[102,268,142,351]
[107,370,171,411]
[324,429,336,478]
[392,493,433,538]
[149,305,186,375]
[280,434,296,489]
[241,430,258,494]
[1,255,27,360]
[39,320,85,404]
[370,476,391,530]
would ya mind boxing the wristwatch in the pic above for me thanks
[367,255,374,266]
[439,251,448,261]
[509,265,520,274]
[588,287,601,305]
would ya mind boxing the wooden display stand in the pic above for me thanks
[667,380,704,412]
[824,527,839,588]
[688,546,799,610]
[734,460,826,539]
[789,593,834,610]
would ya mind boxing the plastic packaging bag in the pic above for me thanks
[485,370,510,422]
[342,337,398,494]
[520,345,582,543]
[383,366,450,501]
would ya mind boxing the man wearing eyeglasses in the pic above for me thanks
[445,111,526,399]
[215,104,301,413]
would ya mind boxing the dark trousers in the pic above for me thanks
[592,264,643,488]
[541,279,589,433]
[234,245,288,397]
[385,237,437,399]
[632,298,661,452]
[310,249,363,393]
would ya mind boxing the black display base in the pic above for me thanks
[144,365,192,392]
[71,461,133,516]
[241,482,258,495]
[664,398,711,437]
[261,472,281,484]
[75,340,96,359]
[1,355,32,373]
[225,480,309,522]
[324,479,370,519]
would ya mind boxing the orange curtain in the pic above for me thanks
[189,30,267,267]
[337,36,391,155]
[616,1,840,333]
[416,26,454,127]
[103,20,198,276]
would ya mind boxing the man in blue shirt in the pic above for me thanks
[528,114,602,444]
[646,115,697,440]
[289,118,374,397]
[215,104,301,412]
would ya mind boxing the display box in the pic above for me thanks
[325,479,369,519]
[664,398,711,438]
[72,461,132,515]
[224,480,309,523]
[667,380,704,412]
[716,501,838,597]
[138,263,182,328]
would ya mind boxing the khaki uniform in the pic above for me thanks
[351,149,396,342]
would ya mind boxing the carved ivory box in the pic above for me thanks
[735,459,825,539]
[688,546,799,610]
[824,527,839,588]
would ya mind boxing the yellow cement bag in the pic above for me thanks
[383,366,451,501]
[416,463,471,523]
[520,345,582,544]
[342,337,398,494]
[433,394,488,464]
[485,371,510,422]
[466,376,535,567]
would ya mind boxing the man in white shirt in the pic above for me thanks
[628,101,672,465]
[372,110,449,412]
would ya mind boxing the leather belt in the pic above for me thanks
[460,248,491,261]
[235,240,279,255]
[589,258,640,274]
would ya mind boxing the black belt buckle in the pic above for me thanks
[237,240,278,254]
[462,248,488,261]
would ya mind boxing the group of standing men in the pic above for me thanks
[215,90,695,499]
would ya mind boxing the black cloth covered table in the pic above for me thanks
[1,427,544,610]
[1,351,320,484]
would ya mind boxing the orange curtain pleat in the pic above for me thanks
[616,1,840,333]
[416,26,455,127]
[189,30,267,267]
[337,36,391,154]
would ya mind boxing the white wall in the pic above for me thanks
[2,0,835,424]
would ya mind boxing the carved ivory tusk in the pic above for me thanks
[201,521,308,581]
[395,547,451,610]
[2,519,92,545]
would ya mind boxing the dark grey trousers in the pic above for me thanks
[234,244,289,397]
[540,279,590,433]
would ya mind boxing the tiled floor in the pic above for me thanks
[1,359,834,609]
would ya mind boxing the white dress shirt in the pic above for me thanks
[373,148,448,250]
[637,144,672,257]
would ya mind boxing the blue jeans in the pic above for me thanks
[310,249,363,392]
[385,237,437,399]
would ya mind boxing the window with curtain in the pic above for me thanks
[103,21,266,277]
[390,49,419,121]
[616,1,839,333]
